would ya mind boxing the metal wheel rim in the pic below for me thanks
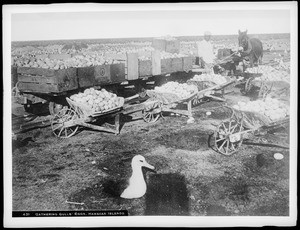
[244,78,253,93]
[51,108,79,138]
[214,118,243,156]
[142,110,161,123]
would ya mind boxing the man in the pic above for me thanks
[196,31,215,71]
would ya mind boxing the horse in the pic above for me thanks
[238,30,263,67]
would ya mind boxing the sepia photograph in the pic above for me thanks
[3,2,298,228]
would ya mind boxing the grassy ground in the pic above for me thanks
[12,89,290,216]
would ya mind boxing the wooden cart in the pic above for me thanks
[187,77,237,104]
[244,78,290,99]
[50,97,124,138]
[124,77,237,123]
[213,106,289,156]
[121,90,200,123]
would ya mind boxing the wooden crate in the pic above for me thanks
[171,57,183,72]
[17,67,78,94]
[161,58,172,74]
[94,65,112,84]
[78,63,126,88]
[139,59,152,77]
[77,66,96,88]
[161,57,183,74]
[11,66,18,88]
[152,50,161,76]
[183,56,195,72]
[110,63,126,83]
[126,53,139,80]
[78,65,113,88]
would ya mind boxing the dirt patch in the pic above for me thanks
[155,129,209,151]
[145,173,189,215]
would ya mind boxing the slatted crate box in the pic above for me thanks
[17,67,78,94]
[171,57,184,72]
[161,58,172,74]
[77,63,126,88]
[11,66,18,88]
[161,58,183,74]
[183,56,195,72]
[138,59,152,77]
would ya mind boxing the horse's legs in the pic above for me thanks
[249,53,255,68]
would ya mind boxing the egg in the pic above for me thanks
[274,153,284,160]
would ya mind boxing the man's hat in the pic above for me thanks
[204,31,212,36]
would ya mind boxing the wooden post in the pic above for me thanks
[152,50,161,76]
[115,113,120,134]
[187,100,192,118]
[126,53,139,80]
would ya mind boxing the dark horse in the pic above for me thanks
[238,30,263,67]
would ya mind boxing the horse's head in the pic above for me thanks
[238,30,248,48]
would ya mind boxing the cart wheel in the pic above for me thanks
[142,110,161,123]
[214,118,243,156]
[244,78,253,94]
[51,108,79,138]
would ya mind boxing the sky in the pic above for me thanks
[6,3,293,41]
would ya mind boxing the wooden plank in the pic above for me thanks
[126,53,139,80]
[138,59,152,77]
[171,57,183,72]
[94,65,111,84]
[55,68,78,91]
[17,67,55,76]
[18,74,58,84]
[161,58,172,74]
[183,56,194,72]
[110,63,126,83]
[18,82,60,93]
[17,68,78,93]
[77,66,96,88]
[152,50,161,76]
[11,66,18,88]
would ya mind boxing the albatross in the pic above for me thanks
[102,155,156,199]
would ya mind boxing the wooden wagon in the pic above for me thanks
[50,97,124,138]
[213,106,289,156]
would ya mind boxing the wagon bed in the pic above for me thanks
[213,106,289,155]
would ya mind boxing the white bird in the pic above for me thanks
[102,155,155,199]
[120,155,155,199]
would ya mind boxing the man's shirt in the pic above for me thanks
[197,40,215,64]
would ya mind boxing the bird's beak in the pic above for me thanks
[143,161,156,173]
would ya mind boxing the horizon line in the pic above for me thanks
[11,32,290,43]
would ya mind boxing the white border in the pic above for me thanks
[3,2,298,227]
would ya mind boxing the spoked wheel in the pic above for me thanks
[51,108,79,138]
[240,77,253,95]
[214,118,244,156]
[142,109,161,123]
